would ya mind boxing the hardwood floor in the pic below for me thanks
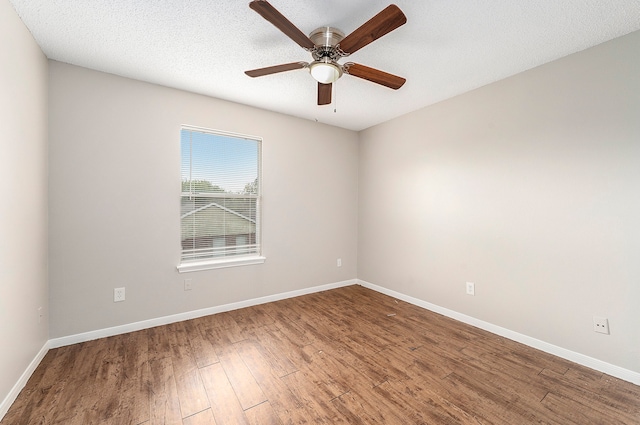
[3,285,639,424]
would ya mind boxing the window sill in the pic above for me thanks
[177,256,266,273]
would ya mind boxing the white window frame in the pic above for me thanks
[177,125,265,273]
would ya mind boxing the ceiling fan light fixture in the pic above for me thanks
[309,59,342,84]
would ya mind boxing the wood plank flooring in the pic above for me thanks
[3,285,639,424]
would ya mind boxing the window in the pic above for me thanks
[178,126,264,272]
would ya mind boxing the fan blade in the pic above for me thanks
[318,83,332,105]
[249,0,315,50]
[338,5,406,55]
[344,63,406,89]
[245,62,307,77]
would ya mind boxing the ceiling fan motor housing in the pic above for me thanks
[310,27,345,61]
[308,27,345,84]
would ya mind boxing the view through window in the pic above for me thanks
[180,126,261,264]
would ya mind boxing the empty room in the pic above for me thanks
[1,0,639,423]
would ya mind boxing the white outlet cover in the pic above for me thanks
[114,287,125,302]
[466,282,475,296]
[593,316,609,334]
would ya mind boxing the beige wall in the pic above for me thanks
[358,31,640,372]
[48,61,358,338]
[0,0,49,407]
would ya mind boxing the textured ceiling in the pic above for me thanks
[8,0,640,131]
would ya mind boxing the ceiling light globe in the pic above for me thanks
[309,61,342,84]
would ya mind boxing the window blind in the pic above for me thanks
[180,126,261,263]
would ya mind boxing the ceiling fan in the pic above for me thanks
[245,0,407,106]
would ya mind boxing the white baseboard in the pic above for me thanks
[358,279,640,386]
[0,341,50,420]
[49,278,357,349]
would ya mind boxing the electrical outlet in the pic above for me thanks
[466,282,475,296]
[114,287,126,302]
[593,316,609,334]
[184,279,193,291]
[337,258,342,267]
[38,307,43,324]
